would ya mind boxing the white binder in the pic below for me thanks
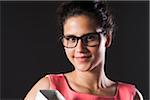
[35,90,65,100]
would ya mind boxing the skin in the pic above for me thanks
[24,15,143,100]
[63,15,116,96]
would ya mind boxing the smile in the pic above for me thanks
[74,56,91,62]
[75,56,91,58]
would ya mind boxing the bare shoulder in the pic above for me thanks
[24,76,50,100]
[134,88,143,100]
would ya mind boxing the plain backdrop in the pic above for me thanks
[1,1,149,99]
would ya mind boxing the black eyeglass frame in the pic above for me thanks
[60,32,103,48]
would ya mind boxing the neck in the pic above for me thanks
[72,64,112,90]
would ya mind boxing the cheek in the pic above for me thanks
[91,42,106,61]
[90,46,100,55]
[93,48,100,59]
[64,48,74,59]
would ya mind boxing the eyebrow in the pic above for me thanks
[64,35,77,37]
[64,32,98,37]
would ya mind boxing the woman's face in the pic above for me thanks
[63,15,110,72]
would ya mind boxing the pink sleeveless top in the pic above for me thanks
[46,74,136,100]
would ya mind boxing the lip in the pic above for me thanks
[75,56,91,58]
[74,53,91,58]
[74,55,91,62]
[74,54,91,58]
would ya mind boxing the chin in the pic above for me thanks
[74,63,93,72]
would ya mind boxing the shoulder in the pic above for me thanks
[24,75,50,100]
[118,82,143,100]
[32,76,51,90]
[118,82,136,92]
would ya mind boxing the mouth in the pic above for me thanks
[75,56,91,58]
[74,55,91,62]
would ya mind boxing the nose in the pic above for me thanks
[76,40,87,53]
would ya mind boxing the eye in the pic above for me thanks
[86,34,99,42]
[65,36,77,43]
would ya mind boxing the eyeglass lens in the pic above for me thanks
[61,32,100,48]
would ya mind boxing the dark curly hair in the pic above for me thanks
[57,1,115,36]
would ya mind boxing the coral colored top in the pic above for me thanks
[46,74,136,100]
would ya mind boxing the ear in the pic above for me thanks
[105,31,112,48]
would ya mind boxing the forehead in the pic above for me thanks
[63,15,97,36]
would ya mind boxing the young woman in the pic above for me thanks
[25,1,143,100]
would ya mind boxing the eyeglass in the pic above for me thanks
[60,32,100,48]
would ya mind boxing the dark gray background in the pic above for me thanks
[1,1,149,99]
